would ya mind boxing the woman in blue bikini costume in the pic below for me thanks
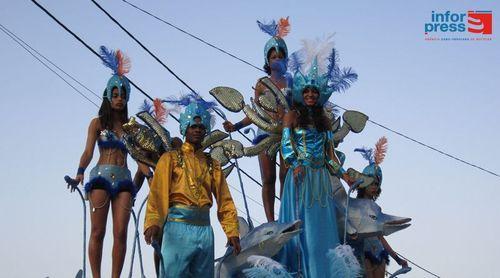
[72,46,150,278]
[224,17,291,222]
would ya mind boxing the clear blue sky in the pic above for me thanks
[0,0,499,277]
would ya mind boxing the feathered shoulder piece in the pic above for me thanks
[257,16,290,38]
[374,136,388,165]
[99,46,131,76]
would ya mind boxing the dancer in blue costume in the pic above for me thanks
[72,46,150,278]
[278,38,358,277]
[224,17,291,222]
[354,137,408,278]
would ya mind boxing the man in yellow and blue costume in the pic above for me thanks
[144,101,240,278]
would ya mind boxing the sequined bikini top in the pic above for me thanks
[98,130,127,153]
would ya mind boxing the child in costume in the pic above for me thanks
[72,46,150,278]
[278,38,358,277]
[144,101,241,278]
[224,17,291,222]
[354,137,408,278]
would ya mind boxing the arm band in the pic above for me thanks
[77,167,85,175]
[234,121,244,131]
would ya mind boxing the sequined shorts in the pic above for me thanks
[84,164,136,198]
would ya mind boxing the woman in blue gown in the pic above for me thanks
[278,42,358,276]
[279,87,350,277]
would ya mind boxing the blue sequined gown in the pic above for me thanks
[278,127,340,278]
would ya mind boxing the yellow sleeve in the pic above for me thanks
[212,161,239,239]
[144,152,172,232]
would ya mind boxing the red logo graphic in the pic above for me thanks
[468,11,493,34]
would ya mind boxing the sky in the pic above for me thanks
[0,0,499,277]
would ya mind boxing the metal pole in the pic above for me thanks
[64,176,87,278]
[128,196,148,278]
[212,107,253,229]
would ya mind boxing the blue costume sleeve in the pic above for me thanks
[325,130,346,178]
[281,127,300,168]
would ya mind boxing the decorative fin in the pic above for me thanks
[238,217,250,237]
[374,136,388,165]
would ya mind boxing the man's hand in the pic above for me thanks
[228,237,241,255]
[144,225,161,245]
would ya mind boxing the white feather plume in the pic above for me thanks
[327,245,363,278]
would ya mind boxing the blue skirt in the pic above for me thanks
[277,166,340,278]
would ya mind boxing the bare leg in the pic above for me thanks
[364,259,375,278]
[259,152,277,222]
[89,189,110,278]
[111,192,132,278]
[373,259,386,278]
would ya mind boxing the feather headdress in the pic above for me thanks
[99,45,132,101]
[258,17,291,65]
[354,137,388,186]
[257,17,290,38]
[139,98,171,125]
[163,92,218,135]
[99,46,130,77]
[290,35,358,106]
[374,136,388,165]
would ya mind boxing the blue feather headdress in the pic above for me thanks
[290,36,358,106]
[99,45,131,102]
[354,147,374,165]
[354,137,388,186]
[258,17,291,65]
[163,92,218,135]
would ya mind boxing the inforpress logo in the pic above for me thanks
[468,11,493,34]
[425,10,493,41]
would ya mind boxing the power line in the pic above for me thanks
[25,3,459,276]
[1,19,268,227]
[395,252,440,278]
[2,19,266,227]
[89,0,254,144]
[0,23,100,108]
[30,0,156,104]
[334,104,500,179]
[116,1,500,180]
[120,0,265,73]
[0,23,102,101]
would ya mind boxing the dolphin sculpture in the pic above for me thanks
[331,175,411,239]
[214,217,301,278]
